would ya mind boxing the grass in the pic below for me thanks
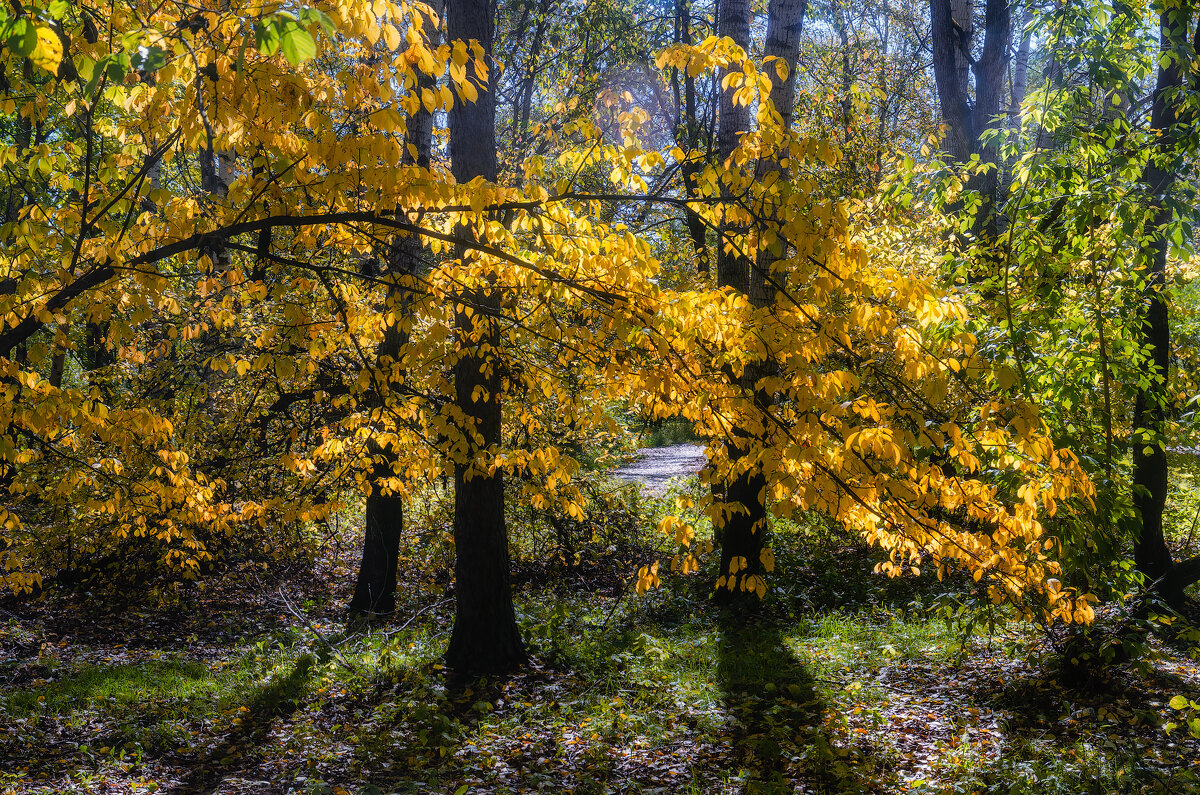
[3,477,1200,793]
[639,418,701,448]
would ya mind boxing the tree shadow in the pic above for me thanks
[716,608,878,794]
[168,653,314,795]
[960,663,1200,793]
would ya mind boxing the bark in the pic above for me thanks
[833,0,853,143]
[676,0,709,272]
[751,0,807,307]
[1007,2,1031,128]
[1132,4,1195,596]
[970,0,1010,235]
[49,323,67,388]
[512,0,551,146]
[930,0,975,162]
[444,0,526,674]
[929,0,1009,240]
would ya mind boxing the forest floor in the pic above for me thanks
[3,468,1200,794]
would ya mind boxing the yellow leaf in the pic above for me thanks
[421,88,437,113]
[381,23,401,51]
[760,547,775,573]
[31,27,63,74]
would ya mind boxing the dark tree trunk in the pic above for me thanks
[444,0,526,674]
[833,0,853,143]
[48,322,67,388]
[351,493,404,613]
[350,0,442,617]
[711,0,754,603]
[1131,5,1196,598]
[1007,3,1031,129]
[675,0,709,272]
[929,0,1009,237]
[930,0,975,162]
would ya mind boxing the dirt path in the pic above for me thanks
[612,443,707,494]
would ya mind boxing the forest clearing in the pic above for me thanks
[5,0,1200,791]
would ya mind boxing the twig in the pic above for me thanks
[275,586,360,673]
[381,598,453,637]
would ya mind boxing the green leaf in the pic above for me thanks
[105,52,131,83]
[1170,694,1189,710]
[130,46,168,73]
[5,18,37,57]
[279,20,316,66]
[84,52,130,96]
[254,20,280,56]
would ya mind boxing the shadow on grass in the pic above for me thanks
[716,609,881,794]
[959,665,1200,794]
[169,653,314,795]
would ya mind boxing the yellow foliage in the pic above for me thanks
[0,5,1098,629]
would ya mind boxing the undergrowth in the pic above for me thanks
[2,478,1200,793]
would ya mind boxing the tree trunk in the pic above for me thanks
[49,322,67,388]
[349,0,442,617]
[444,0,526,674]
[675,0,709,272]
[930,0,975,162]
[713,0,806,605]
[715,0,751,294]
[1132,4,1196,596]
[969,0,1010,238]
[1007,3,1031,129]
[833,0,853,143]
[930,0,1009,242]
[711,0,754,604]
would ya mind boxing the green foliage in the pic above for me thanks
[639,417,701,448]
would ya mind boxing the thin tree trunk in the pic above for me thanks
[676,0,709,273]
[833,0,853,144]
[1007,3,1031,128]
[444,0,526,674]
[969,0,1011,239]
[715,0,751,295]
[49,322,67,388]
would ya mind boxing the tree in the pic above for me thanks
[443,0,527,674]
[350,0,444,617]
[929,0,1011,236]
[1130,0,1200,609]
[708,0,807,604]
[0,0,1106,641]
